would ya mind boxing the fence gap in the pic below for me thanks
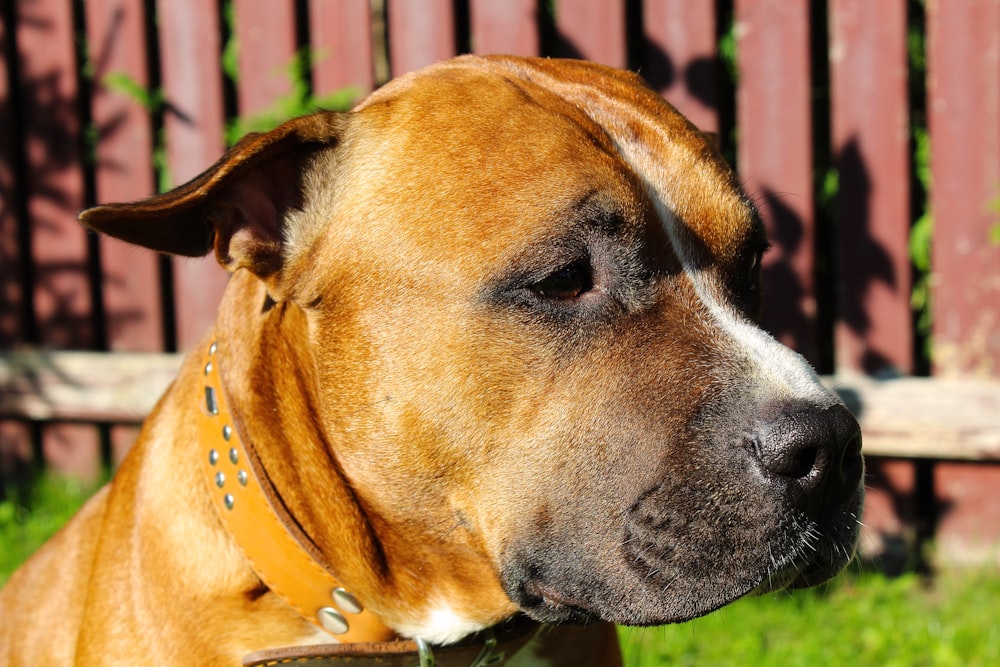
[810,0,833,375]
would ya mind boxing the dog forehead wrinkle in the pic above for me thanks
[638,171,829,403]
[549,89,834,405]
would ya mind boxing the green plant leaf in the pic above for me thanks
[102,71,164,112]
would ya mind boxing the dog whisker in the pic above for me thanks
[347,396,392,416]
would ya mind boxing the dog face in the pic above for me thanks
[82,56,862,640]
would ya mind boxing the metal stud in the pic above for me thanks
[317,607,349,635]
[222,424,232,441]
[237,470,248,486]
[215,472,225,488]
[332,587,363,614]
[209,449,219,465]
[224,494,235,510]
[209,341,218,356]
[229,447,239,464]
[205,386,219,415]
[204,361,213,376]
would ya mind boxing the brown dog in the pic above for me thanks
[0,56,863,666]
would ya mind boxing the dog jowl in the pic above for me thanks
[0,55,863,665]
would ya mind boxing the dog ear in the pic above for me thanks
[79,111,347,278]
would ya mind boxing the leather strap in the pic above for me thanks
[198,338,395,643]
[242,619,541,667]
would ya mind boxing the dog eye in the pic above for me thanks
[531,260,593,300]
[738,241,770,318]
[749,241,769,278]
[747,240,771,280]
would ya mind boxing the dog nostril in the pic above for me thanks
[785,445,818,479]
[839,432,864,478]
[752,436,818,481]
[751,403,862,503]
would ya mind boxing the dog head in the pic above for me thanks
[82,56,863,641]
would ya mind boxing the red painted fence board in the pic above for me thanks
[470,0,540,57]
[0,9,33,481]
[15,0,100,479]
[554,0,627,68]
[234,0,297,117]
[927,0,1000,377]
[309,0,376,97]
[87,0,161,353]
[0,10,24,346]
[157,0,229,351]
[18,0,92,350]
[387,0,456,76]
[86,0,162,463]
[735,0,818,364]
[642,0,720,134]
[830,0,912,375]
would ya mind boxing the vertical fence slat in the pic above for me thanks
[735,0,818,364]
[470,0,540,57]
[16,0,100,479]
[553,0,627,68]
[386,0,456,76]
[830,0,912,375]
[928,0,1000,377]
[87,0,161,353]
[642,0,720,134]
[309,0,375,98]
[0,8,34,484]
[0,9,24,347]
[157,0,229,351]
[18,0,92,350]
[86,0,161,463]
[233,0,297,117]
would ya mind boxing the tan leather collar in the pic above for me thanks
[197,337,539,665]
[198,337,395,642]
[242,618,540,667]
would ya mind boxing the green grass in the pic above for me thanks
[619,570,1000,666]
[3,480,999,666]
[0,475,99,587]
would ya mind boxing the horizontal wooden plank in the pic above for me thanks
[825,374,1000,461]
[1,352,998,461]
[0,351,182,422]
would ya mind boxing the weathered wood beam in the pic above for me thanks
[824,374,1000,461]
[0,351,182,423]
[1,352,998,461]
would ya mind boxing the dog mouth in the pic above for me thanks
[503,482,863,628]
[506,570,603,625]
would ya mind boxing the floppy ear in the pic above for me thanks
[80,111,347,278]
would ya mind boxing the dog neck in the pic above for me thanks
[197,335,539,665]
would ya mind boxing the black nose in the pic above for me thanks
[751,403,863,512]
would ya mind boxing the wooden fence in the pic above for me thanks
[1,0,999,565]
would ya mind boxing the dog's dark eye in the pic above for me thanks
[738,241,770,318]
[531,260,593,300]
[750,241,769,278]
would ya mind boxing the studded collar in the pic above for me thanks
[198,338,395,642]
[197,338,538,665]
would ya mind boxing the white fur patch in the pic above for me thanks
[554,79,833,405]
[392,601,492,646]
[635,155,830,404]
